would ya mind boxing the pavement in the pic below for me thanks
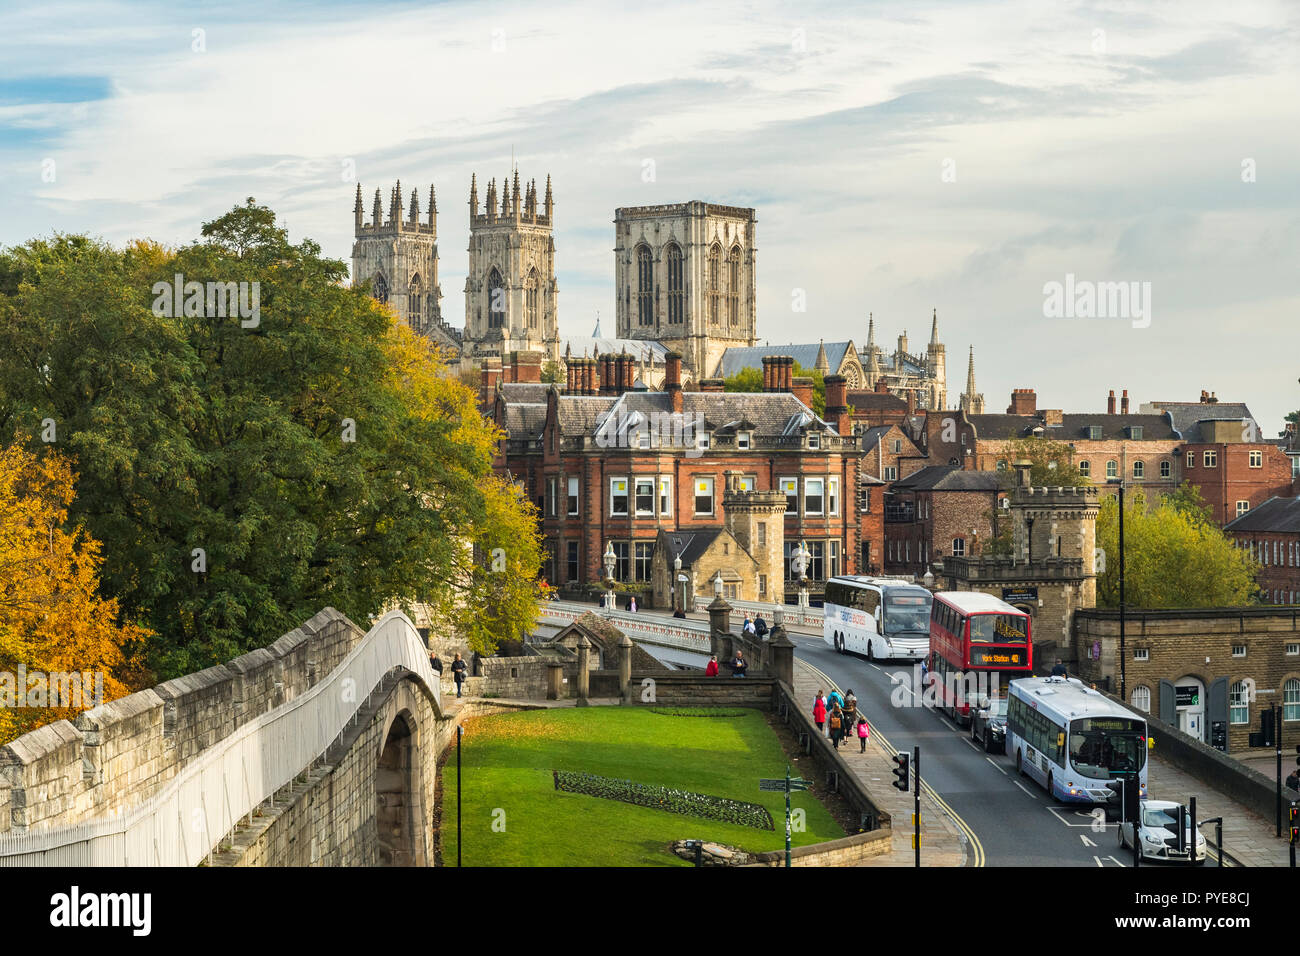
[792,657,969,866]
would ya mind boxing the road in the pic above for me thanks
[789,629,1135,867]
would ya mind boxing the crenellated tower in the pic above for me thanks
[351,180,447,342]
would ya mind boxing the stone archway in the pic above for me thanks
[376,712,416,866]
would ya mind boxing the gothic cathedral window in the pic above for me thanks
[408,274,422,330]
[488,267,506,330]
[373,273,389,305]
[526,268,539,330]
[636,244,653,327]
[708,243,721,325]
[667,243,683,324]
[727,245,741,329]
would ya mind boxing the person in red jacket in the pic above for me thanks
[705,655,719,677]
[813,691,827,734]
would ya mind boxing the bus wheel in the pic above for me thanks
[1016,749,1024,776]
[1046,772,1054,799]
[866,641,874,662]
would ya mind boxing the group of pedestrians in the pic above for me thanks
[428,650,468,698]
[741,614,769,639]
[812,688,870,752]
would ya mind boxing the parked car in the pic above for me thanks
[1117,800,1207,864]
[970,697,1008,753]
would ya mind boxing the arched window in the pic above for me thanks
[1130,686,1151,713]
[408,273,422,330]
[1105,460,1118,479]
[1079,460,1091,477]
[1133,460,1145,479]
[1286,679,1300,721]
[526,268,539,330]
[488,268,505,329]
[708,243,721,325]
[952,537,966,557]
[636,245,653,327]
[728,245,742,328]
[666,243,683,324]
[372,273,389,305]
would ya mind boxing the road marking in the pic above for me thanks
[1014,781,1036,799]
[1081,834,1097,847]
[1094,855,1104,867]
[985,758,1007,776]
[963,738,980,752]
[800,656,985,867]
[868,663,882,672]
[1107,855,1127,867]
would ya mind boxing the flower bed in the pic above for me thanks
[553,770,774,830]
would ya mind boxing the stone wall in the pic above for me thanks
[474,657,550,700]
[0,608,362,834]
[749,828,893,867]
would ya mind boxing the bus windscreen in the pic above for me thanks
[969,613,1028,643]
[1069,717,1147,776]
[883,594,930,634]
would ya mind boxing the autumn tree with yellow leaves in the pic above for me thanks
[0,441,146,745]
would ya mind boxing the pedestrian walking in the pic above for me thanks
[828,705,845,749]
[451,652,467,698]
[628,595,638,613]
[705,655,719,677]
[731,650,748,677]
[827,688,844,711]
[1288,768,1299,792]
[813,691,827,734]
[856,716,870,752]
[842,688,858,728]
[754,614,768,639]
[1051,658,1067,677]
[743,614,756,636]
[429,651,443,675]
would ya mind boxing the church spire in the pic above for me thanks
[930,308,940,347]
[544,174,553,221]
[354,183,363,231]
[866,312,876,351]
[965,345,977,397]
[512,169,521,219]
[408,186,420,224]
[428,184,437,230]
[814,338,830,373]
[469,174,478,219]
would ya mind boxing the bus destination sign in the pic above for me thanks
[969,648,1025,667]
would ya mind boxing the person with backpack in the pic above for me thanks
[856,716,870,753]
[828,704,845,750]
[754,614,768,639]
[451,653,467,698]
[827,688,844,712]
[731,650,748,677]
[743,614,756,636]
[813,691,827,734]
[842,689,858,729]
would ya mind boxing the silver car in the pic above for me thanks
[1117,800,1208,864]
[970,697,1008,754]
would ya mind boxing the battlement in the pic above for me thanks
[0,608,362,833]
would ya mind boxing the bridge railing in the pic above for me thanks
[541,601,711,654]
[690,596,825,629]
[0,611,438,867]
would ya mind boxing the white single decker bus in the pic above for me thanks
[823,576,932,662]
[1007,676,1150,806]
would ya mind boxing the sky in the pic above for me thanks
[1,0,1297,431]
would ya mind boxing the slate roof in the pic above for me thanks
[498,382,552,404]
[556,612,669,673]
[1146,401,1259,443]
[587,391,833,444]
[660,529,726,567]
[714,341,855,378]
[847,390,907,411]
[560,336,668,362]
[890,465,1001,492]
[555,396,619,437]
[503,403,547,441]
[966,413,1178,441]
[1224,496,1300,534]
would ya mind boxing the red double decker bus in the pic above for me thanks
[928,591,1033,726]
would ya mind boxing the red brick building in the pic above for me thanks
[493,353,868,604]
[883,466,1004,577]
[1225,496,1300,605]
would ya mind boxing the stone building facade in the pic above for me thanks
[463,171,559,361]
[1072,607,1300,754]
[884,466,1004,576]
[613,202,757,381]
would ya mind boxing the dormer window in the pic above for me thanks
[1088,425,1103,440]
[738,431,752,450]
[637,430,650,449]
[1128,425,1143,440]
[698,431,711,451]
[808,432,820,450]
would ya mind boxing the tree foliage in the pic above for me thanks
[722,367,762,393]
[1095,489,1258,609]
[0,441,145,745]
[997,437,1089,489]
[0,201,544,678]
[541,360,563,384]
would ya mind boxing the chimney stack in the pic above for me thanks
[762,355,775,392]
[792,376,815,410]
[875,379,890,394]
[905,389,916,416]
[1107,389,1116,414]
[699,378,725,393]
[666,351,683,414]
[825,374,850,436]
[1121,389,1129,414]
[1007,388,1037,416]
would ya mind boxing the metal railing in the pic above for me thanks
[0,611,438,867]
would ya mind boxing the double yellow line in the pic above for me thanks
[801,659,986,867]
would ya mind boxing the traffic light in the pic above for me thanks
[891,752,910,792]
[1290,804,1299,846]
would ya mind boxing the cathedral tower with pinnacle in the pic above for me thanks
[352,181,454,350]
[463,171,559,360]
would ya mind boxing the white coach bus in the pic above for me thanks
[823,575,932,662]
[1007,676,1150,806]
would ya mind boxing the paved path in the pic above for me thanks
[793,658,968,866]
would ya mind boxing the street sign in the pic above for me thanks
[1175,685,1200,707]
[759,778,809,792]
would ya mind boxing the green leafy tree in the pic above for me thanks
[997,437,1089,490]
[541,360,563,384]
[1095,490,1258,608]
[792,362,826,418]
[722,367,762,392]
[0,201,544,677]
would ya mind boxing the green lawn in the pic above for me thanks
[440,707,845,866]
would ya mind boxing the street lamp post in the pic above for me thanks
[603,541,617,610]
[673,552,682,615]
[1108,478,1127,700]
